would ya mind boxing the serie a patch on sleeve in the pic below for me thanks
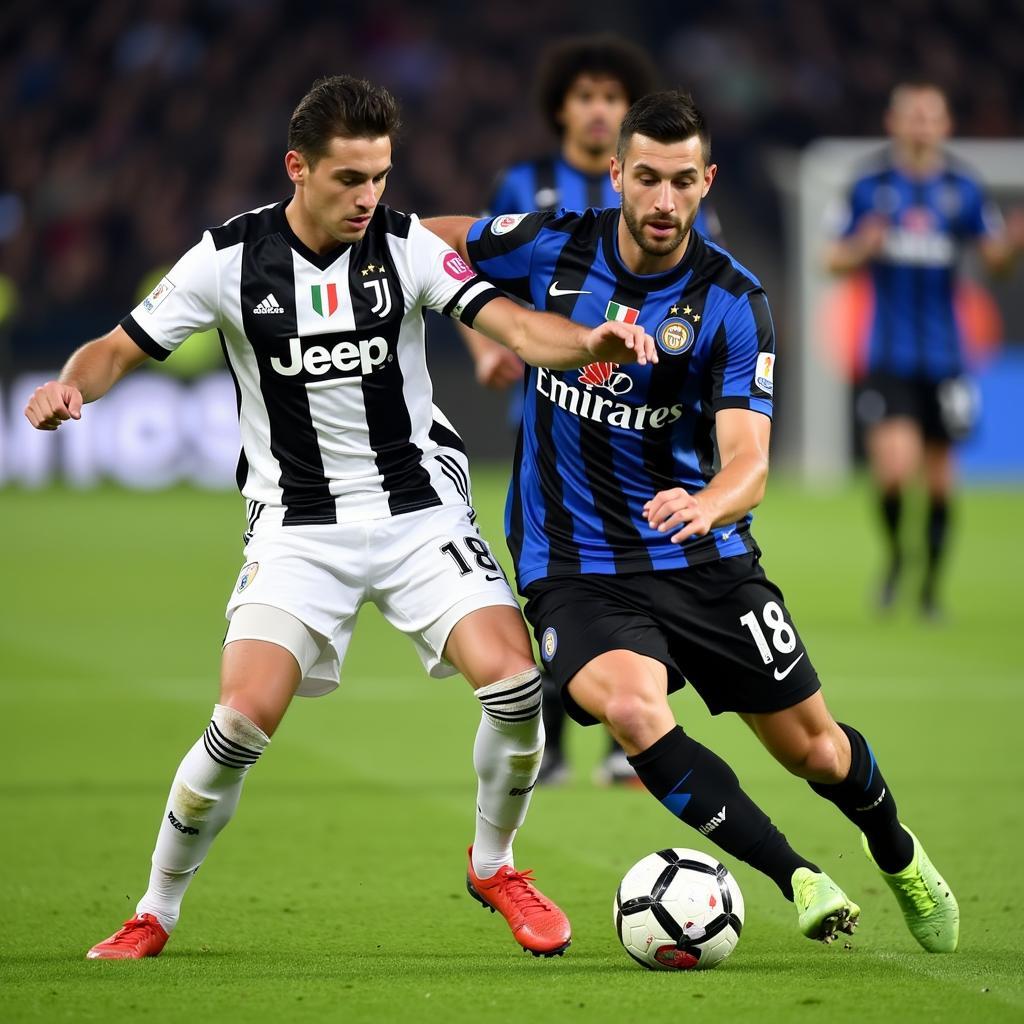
[755,352,775,394]
[142,277,175,313]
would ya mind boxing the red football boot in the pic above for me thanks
[86,913,169,960]
[466,846,571,957]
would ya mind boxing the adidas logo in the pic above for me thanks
[253,293,285,315]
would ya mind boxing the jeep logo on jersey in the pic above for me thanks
[310,283,340,318]
[270,335,389,379]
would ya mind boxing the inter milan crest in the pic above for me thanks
[541,627,558,662]
[656,304,700,356]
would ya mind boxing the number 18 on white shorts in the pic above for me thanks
[224,503,519,696]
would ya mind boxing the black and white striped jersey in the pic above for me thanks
[121,200,499,524]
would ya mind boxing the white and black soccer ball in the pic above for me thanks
[613,849,744,970]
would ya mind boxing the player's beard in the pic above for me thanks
[621,197,697,257]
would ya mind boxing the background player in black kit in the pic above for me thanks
[427,92,959,952]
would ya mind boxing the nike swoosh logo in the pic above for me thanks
[548,281,592,298]
[773,653,805,680]
[721,528,734,540]
[484,574,504,582]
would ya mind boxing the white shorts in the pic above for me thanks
[223,503,519,697]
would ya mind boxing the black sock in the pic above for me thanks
[922,497,950,603]
[540,673,565,757]
[880,490,903,573]
[629,726,817,899]
[808,723,913,873]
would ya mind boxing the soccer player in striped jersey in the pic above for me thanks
[426,91,960,953]
[462,36,720,787]
[825,82,1023,618]
[24,76,658,962]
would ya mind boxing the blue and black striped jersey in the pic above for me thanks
[838,150,1001,380]
[489,155,718,240]
[467,208,774,589]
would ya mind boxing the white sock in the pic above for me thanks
[135,704,270,932]
[471,669,544,879]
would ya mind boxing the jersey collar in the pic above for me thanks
[276,199,354,271]
[601,209,702,289]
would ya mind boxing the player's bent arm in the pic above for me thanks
[423,216,475,263]
[704,408,772,518]
[644,409,770,544]
[23,325,151,430]
[472,296,656,370]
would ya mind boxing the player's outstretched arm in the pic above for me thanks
[423,215,657,368]
[473,297,657,371]
[644,409,770,543]
[24,325,151,431]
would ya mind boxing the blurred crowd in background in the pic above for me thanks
[2,0,1022,368]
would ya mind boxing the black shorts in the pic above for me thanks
[856,371,979,443]
[522,553,821,726]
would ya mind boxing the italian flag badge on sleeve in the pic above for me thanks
[605,300,640,325]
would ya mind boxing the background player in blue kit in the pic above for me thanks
[427,91,960,952]
[825,81,1023,618]
[460,36,719,786]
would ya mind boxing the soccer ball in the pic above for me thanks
[613,849,744,970]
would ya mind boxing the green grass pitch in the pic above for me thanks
[1,470,1022,1023]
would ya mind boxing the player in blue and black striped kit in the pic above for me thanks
[428,91,959,952]
[462,36,719,786]
[826,81,1022,617]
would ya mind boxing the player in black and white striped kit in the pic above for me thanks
[25,76,657,961]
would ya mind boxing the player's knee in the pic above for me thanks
[777,731,844,782]
[469,654,538,689]
[602,687,668,750]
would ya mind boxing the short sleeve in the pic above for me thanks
[120,232,220,361]
[710,289,775,418]
[405,215,500,328]
[465,212,552,303]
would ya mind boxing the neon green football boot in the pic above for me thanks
[862,827,959,952]
[791,868,861,944]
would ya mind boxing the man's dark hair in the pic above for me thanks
[616,91,711,166]
[288,75,401,165]
[536,35,658,136]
